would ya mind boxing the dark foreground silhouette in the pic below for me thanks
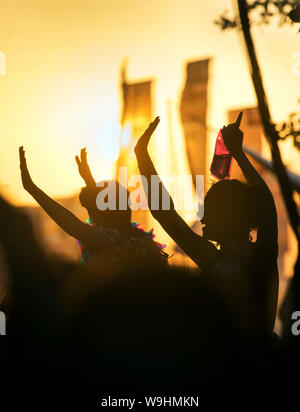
[0,193,288,398]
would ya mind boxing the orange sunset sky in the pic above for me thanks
[0,0,299,205]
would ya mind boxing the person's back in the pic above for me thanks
[78,183,168,268]
[209,240,278,343]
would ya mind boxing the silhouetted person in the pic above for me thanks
[135,117,279,344]
[0,194,74,391]
[19,146,167,269]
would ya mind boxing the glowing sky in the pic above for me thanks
[0,0,299,204]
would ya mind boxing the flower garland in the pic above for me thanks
[77,218,167,264]
[131,221,167,250]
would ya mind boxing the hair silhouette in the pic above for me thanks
[79,180,131,229]
[202,179,261,242]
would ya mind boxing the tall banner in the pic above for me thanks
[117,64,153,226]
[180,59,210,189]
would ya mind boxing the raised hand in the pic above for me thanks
[19,146,34,191]
[222,112,244,158]
[75,148,96,187]
[19,146,90,241]
[134,116,160,153]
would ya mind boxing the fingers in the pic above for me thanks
[80,147,87,164]
[235,111,243,127]
[19,146,29,177]
[19,146,26,163]
[135,117,161,152]
[150,116,160,129]
[147,116,160,131]
[222,112,243,132]
[75,155,81,167]
[76,148,87,167]
[142,116,160,138]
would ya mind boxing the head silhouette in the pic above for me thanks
[201,179,260,243]
[79,180,131,229]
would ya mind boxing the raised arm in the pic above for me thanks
[75,148,96,187]
[134,118,218,271]
[19,146,90,242]
[222,121,278,259]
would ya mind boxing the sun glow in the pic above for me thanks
[98,119,121,161]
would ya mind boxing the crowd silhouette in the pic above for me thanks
[0,112,298,400]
